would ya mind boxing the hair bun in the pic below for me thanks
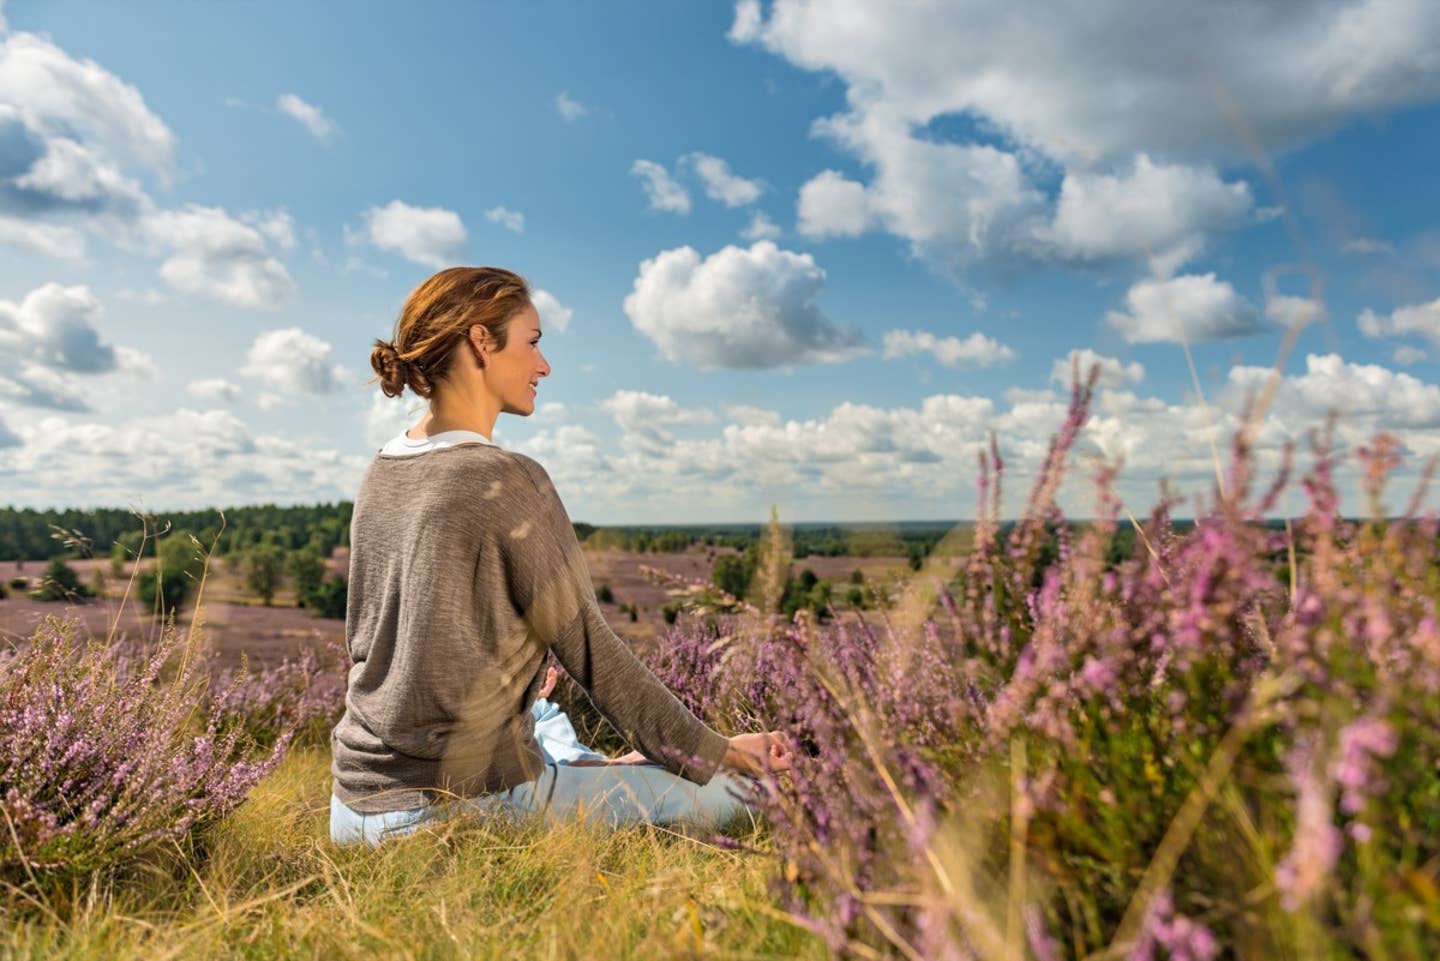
[370,338,409,398]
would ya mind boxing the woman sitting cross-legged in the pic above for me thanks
[329,266,791,847]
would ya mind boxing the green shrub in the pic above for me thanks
[306,575,347,619]
[596,583,615,604]
[31,558,88,602]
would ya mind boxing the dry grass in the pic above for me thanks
[3,747,821,961]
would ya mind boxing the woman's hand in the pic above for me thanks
[723,731,792,777]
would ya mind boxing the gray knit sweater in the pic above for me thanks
[330,442,730,813]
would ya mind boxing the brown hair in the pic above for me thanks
[370,266,532,399]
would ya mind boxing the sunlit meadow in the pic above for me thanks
[3,359,1437,959]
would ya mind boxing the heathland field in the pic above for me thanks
[4,386,1440,959]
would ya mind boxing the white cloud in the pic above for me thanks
[1105,273,1262,344]
[187,378,241,403]
[364,389,427,449]
[600,389,715,431]
[738,0,1440,166]
[684,152,763,207]
[882,328,1016,367]
[0,31,175,180]
[241,208,297,250]
[140,204,295,308]
[1265,294,1326,329]
[238,327,352,396]
[623,240,868,369]
[1226,352,1440,432]
[737,0,1440,274]
[0,30,172,254]
[801,109,1044,268]
[0,282,117,373]
[530,288,572,334]
[276,93,338,142]
[357,199,469,268]
[741,210,781,240]
[1392,345,1428,366]
[0,216,86,259]
[1050,348,1144,389]
[484,205,524,233]
[630,159,690,214]
[600,389,716,455]
[1358,298,1440,346]
[0,363,88,411]
[0,408,372,509]
[1343,236,1394,255]
[728,0,764,42]
[554,91,588,122]
[796,169,873,238]
[1032,155,1253,272]
[113,287,167,305]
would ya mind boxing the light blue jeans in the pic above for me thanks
[330,701,750,846]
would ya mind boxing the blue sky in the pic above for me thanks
[1,0,1438,524]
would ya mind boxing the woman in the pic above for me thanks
[330,266,790,846]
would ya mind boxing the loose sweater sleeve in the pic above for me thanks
[499,454,731,786]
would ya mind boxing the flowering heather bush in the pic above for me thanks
[206,635,349,748]
[647,373,1440,958]
[0,617,291,881]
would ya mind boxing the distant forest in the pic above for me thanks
[0,503,1012,563]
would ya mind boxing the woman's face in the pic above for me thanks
[483,304,550,415]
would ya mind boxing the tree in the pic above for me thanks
[109,541,128,578]
[32,558,87,602]
[137,532,204,615]
[243,544,287,606]
[712,551,754,600]
[307,575,348,619]
[288,546,327,608]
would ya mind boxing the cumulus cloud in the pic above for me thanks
[356,199,469,268]
[555,91,588,122]
[1032,155,1253,272]
[623,240,867,369]
[600,389,716,454]
[630,159,690,214]
[1358,297,1440,346]
[737,0,1440,273]
[684,152,763,207]
[530,288,572,334]
[1105,273,1262,344]
[1226,352,1440,433]
[364,389,427,449]
[0,29,172,252]
[800,110,1043,267]
[0,282,116,372]
[741,210,781,240]
[1265,294,1326,328]
[485,205,524,233]
[186,377,241,403]
[140,204,295,308]
[1392,345,1428,366]
[0,216,85,258]
[238,327,353,397]
[0,407,372,509]
[241,207,297,250]
[882,328,1016,367]
[276,93,338,142]
[796,169,873,238]
[1050,348,1144,389]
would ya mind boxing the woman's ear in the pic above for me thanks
[468,325,489,367]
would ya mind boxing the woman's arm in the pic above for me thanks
[500,455,734,785]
